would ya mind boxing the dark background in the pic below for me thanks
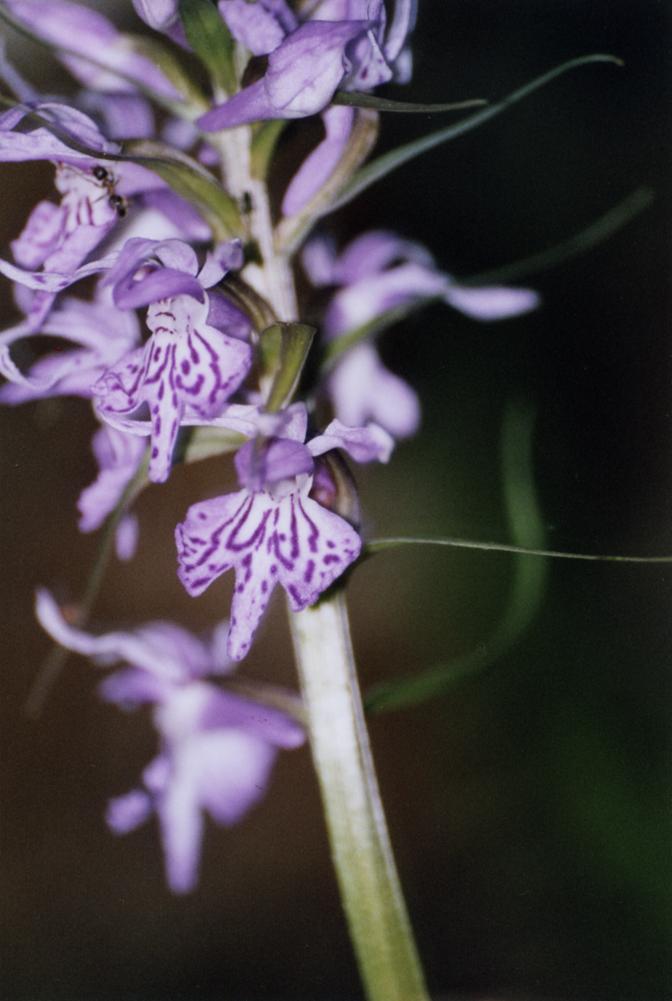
[1,2,670,999]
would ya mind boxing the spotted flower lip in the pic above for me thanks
[94,238,252,483]
[35,589,304,893]
[176,418,393,660]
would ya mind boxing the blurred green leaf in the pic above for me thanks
[364,401,549,713]
[179,0,237,95]
[264,322,315,413]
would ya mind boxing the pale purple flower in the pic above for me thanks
[35,589,304,893]
[176,414,393,660]
[304,230,540,437]
[4,1,180,100]
[77,424,146,560]
[0,287,140,400]
[93,238,252,483]
[199,0,416,132]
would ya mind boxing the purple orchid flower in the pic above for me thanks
[0,286,140,400]
[93,238,252,483]
[176,410,393,660]
[0,103,169,384]
[303,230,540,438]
[4,1,180,101]
[35,589,304,893]
[77,424,146,560]
[199,0,415,132]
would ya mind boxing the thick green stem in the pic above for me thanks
[289,592,430,1001]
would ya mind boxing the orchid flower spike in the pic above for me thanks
[35,589,304,894]
[93,238,252,483]
[176,408,393,660]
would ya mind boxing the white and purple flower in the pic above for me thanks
[93,238,253,483]
[177,412,393,660]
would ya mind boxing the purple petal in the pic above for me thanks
[333,229,435,284]
[265,20,367,115]
[11,201,65,270]
[308,418,394,464]
[0,250,117,293]
[81,93,155,141]
[99,667,169,708]
[198,80,280,130]
[105,237,202,309]
[95,294,252,483]
[234,438,314,491]
[199,20,368,129]
[106,789,152,834]
[155,745,204,893]
[77,426,145,533]
[218,0,287,55]
[301,234,338,287]
[444,284,541,320]
[133,0,179,30]
[383,0,417,61]
[188,730,276,824]
[282,105,354,216]
[328,342,420,439]
[325,262,448,336]
[176,487,361,660]
[199,689,304,748]
[4,1,180,98]
[35,589,195,682]
[137,189,211,242]
[115,513,140,561]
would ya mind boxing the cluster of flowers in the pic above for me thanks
[1,0,538,891]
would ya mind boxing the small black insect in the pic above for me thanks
[108,193,127,218]
[93,165,110,182]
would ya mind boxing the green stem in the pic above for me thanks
[289,591,430,1001]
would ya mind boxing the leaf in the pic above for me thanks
[333,91,487,113]
[331,54,623,213]
[263,322,316,413]
[365,400,547,714]
[365,539,672,563]
[462,187,654,287]
[178,426,247,465]
[125,139,242,240]
[179,0,237,95]
[250,119,287,180]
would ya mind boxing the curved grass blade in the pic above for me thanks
[366,539,672,563]
[331,54,623,213]
[365,401,547,713]
[333,92,486,113]
[463,187,654,287]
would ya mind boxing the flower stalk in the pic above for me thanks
[289,591,430,1001]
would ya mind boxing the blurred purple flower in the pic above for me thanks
[36,589,304,893]
[304,229,540,438]
[4,0,180,100]
[176,412,392,660]
[77,424,146,560]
